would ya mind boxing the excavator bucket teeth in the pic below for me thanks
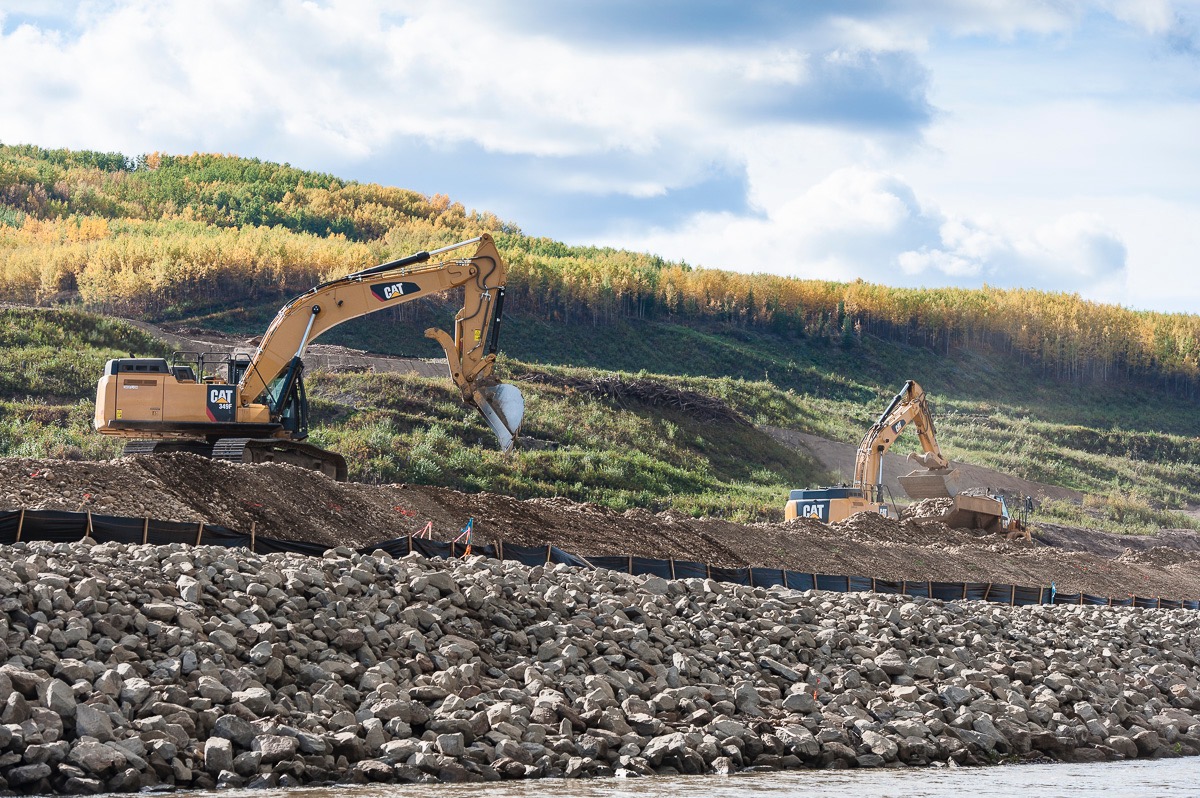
[474,383,525,453]
[897,467,961,499]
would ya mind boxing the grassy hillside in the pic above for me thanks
[1,305,1198,533]
[0,306,168,459]
[0,306,825,520]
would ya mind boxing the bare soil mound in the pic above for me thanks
[2,454,1199,602]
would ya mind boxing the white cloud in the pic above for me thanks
[1099,0,1177,34]
[1022,213,1126,279]
[1,1,1198,312]
[614,166,1129,295]
[0,1,932,172]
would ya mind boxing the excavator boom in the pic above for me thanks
[238,234,522,448]
[853,380,953,502]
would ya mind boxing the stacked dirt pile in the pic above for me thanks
[0,539,1198,793]
[901,498,954,521]
[3,455,1200,601]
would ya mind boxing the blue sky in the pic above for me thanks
[1,0,1198,311]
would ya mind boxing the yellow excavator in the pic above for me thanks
[94,234,524,480]
[785,380,1030,538]
[785,380,952,523]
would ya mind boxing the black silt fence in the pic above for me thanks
[1,508,1197,611]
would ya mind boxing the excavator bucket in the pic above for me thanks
[473,383,525,452]
[897,467,962,499]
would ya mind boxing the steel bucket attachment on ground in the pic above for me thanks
[474,383,525,452]
[897,467,962,499]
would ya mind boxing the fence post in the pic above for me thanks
[15,509,24,542]
[669,558,676,580]
[545,544,552,564]
[85,510,93,539]
[250,522,256,553]
[195,521,205,546]
[496,539,504,561]
[141,517,149,545]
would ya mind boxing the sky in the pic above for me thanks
[1,1,1198,312]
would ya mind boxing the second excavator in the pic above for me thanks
[784,379,1029,539]
[785,380,953,523]
[94,234,524,480]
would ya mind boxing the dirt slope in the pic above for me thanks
[3,454,1199,602]
[764,427,1084,505]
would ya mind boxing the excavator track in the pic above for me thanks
[210,438,348,481]
[122,440,215,458]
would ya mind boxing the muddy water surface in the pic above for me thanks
[201,758,1200,798]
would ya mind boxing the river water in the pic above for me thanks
[199,758,1199,798]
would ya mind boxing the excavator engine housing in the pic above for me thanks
[784,487,889,524]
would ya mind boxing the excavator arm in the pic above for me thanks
[851,380,949,502]
[237,233,523,450]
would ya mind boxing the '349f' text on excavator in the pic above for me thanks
[94,234,524,480]
[784,380,955,523]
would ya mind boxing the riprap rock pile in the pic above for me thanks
[0,539,1198,793]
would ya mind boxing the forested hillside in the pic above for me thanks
[3,143,1199,398]
[2,143,1200,530]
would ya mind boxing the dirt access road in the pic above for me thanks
[3,453,1199,603]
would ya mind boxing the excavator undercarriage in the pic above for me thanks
[120,438,349,481]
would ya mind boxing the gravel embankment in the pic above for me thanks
[1,539,1198,794]
[6,455,1200,601]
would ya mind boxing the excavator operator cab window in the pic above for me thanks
[172,351,232,384]
[228,356,250,387]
